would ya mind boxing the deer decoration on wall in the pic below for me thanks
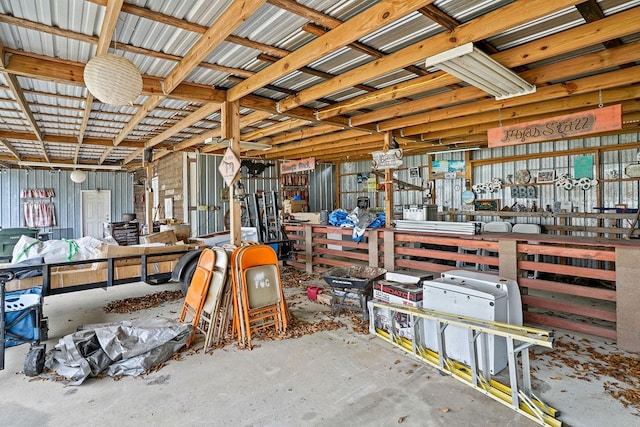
[241,160,274,177]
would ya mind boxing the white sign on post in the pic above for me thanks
[371,149,403,170]
[218,146,241,186]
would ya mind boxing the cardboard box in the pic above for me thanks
[5,273,64,291]
[284,199,307,213]
[372,281,424,340]
[140,230,178,245]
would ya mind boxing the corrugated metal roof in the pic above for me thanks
[0,0,637,169]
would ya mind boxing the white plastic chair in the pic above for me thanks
[479,221,512,272]
[456,222,484,270]
[512,223,541,279]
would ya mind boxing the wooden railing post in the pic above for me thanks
[498,239,518,280]
[368,230,378,267]
[383,229,395,272]
[305,225,313,274]
[615,246,640,352]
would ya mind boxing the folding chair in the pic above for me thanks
[479,221,512,272]
[232,244,287,349]
[199,247,229,351]
[179,248,216,348]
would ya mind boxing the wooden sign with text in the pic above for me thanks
[280,157,316,174]
[488,104,622,148]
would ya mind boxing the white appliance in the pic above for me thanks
[422,270,521,374]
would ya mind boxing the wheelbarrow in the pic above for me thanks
[322,266,387,321]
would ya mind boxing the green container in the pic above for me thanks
[0,228,39,257]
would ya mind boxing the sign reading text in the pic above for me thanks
[488,104,622,148]
[280,157,316,174]
[372,149,403,170]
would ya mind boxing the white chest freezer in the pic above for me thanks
[422,272,512,374]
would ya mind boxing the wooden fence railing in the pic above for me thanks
[284,223,640,351]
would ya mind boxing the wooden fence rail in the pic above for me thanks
[283,224,640,351]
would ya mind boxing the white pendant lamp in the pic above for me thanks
[83,53,142,106]
[70,170,87,183]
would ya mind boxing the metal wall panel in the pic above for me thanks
[337,132,640,222]
[0,169,134,238]
[195,154,335,236]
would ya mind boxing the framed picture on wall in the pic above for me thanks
[537,169,555,183]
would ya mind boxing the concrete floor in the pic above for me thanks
[1,280,638,427]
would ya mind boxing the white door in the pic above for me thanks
[81,190,111,238]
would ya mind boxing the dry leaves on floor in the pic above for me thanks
[280,266,322,288]
[103,290,183,313]
[535,336,640,412]
[254,314,343,341]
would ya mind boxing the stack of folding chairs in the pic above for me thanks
[179,243,288,351]
[230,244,288,349]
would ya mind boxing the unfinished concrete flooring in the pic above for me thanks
[1,280,638,427]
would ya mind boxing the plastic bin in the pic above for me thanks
[0,228,39,258]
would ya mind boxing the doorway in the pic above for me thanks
[81,190,111,238]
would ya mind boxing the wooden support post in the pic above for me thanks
[222,100,241,246]
[384,132,393,227]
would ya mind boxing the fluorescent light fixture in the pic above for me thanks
[18,161,123,170]
[425,43,536,100]
[204,137,272,151]
[428,146,481,155]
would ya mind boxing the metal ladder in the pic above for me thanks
[370,300,561,427]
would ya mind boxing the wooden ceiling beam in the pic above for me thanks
[0,137,21,160]
[257,53,377,94]
[301,23,427,77]
[175,110,272,153]
[261,124,347,145]
[415,93,640,143]
[275,0,584,113]
[228,0,435,102]
[242,118,311,141]
[146,103,222,149]
[346,40,640,129]
[3,51,225,102]
[3,73,48,162]
[492,6,640,69]
[113,0,267,146]
[266,0,342,28]
[398,66,640,136]
[0,130,142,148]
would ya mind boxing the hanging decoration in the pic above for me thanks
[554,173,598,190]
[84,53,142,105]
[472,178,502,193]
[70,170,87,183]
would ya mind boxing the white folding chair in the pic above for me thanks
[479,221,512,272]
[456,222,484,270]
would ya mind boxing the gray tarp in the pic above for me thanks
[45,317,191,385]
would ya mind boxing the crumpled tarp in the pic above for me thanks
[45,317,192,385]
[328,207,386,242]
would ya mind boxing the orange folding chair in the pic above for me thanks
[179,248,216,348]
